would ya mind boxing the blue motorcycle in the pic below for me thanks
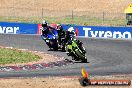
[42,29,59,51]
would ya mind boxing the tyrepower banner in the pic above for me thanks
[1,22,132,39]
[0,22,38,34]
[62,25,132,39]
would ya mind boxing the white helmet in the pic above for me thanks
[68,27,74,32]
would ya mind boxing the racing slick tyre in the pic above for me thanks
[62,45,66,52]
[72,55,80,61]
[53,46,58,51]
[81,58,87,63]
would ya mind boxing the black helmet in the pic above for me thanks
[57,24,63,31]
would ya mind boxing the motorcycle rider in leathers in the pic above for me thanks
[40,20,56,41]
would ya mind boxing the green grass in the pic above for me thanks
[0,48,41,65]
[0,16,127,26]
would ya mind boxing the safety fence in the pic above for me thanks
[0,7,128,26]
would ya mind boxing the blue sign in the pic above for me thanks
[1,22,132,39]
[62,25,132,39]
[0,22,38,34]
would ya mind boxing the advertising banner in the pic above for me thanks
[0,22,38,34]
[62,25,132,39]
[1,22,132,39]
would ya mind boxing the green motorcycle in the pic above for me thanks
[66,39,87,63]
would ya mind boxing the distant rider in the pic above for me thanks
[56,25,75,47]
[65,27,75,44]
[56,24,65,46]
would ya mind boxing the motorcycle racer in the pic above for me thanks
[40,20,57,40]
[65,27,75,44]
[56,24,65,47]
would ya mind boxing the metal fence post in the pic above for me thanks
[102,12,105,25]
[71,10,74,24]
[72,10,74,20]
[42,8,44,20]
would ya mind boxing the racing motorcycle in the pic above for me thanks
[66,38,87,63]
[42,29,59,51]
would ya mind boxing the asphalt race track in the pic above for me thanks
[0,34,132,78]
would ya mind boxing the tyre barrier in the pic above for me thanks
[0,59,74,72]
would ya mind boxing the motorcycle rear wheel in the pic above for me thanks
[53,46,58,51]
